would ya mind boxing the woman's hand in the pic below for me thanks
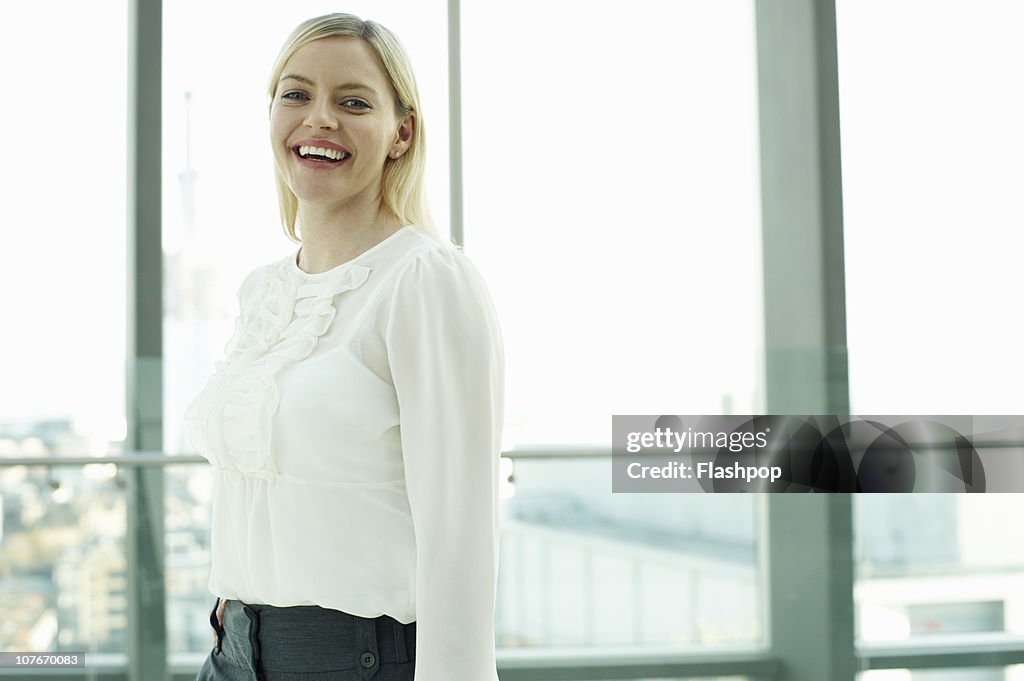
[211,598,227,645]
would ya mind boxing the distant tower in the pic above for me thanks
[178,91,198,238]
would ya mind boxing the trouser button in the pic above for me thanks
[360,651,377,668]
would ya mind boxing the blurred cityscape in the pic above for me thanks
[0,417,211,655]
[0,420,758,655]
[3,419,1024,665]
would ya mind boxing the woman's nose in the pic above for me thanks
[303,100,337,130]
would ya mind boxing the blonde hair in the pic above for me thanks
[267,13,445,245]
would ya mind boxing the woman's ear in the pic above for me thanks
[391,112,415,158]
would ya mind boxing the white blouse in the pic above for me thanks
[183,224,505,681]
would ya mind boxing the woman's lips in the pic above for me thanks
[293,149,350,170]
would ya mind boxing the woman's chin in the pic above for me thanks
[290,186,350,206]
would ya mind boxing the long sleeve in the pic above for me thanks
[384,246,505,681]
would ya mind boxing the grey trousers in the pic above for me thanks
[195,597,416,681]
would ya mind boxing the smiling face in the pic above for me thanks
[270,36,413,215]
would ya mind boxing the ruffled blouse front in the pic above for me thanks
[183,225,505,681]
[184,256,371,475]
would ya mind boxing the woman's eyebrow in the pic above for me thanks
[279,74,377,94]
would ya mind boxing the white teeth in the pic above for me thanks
[297,145,347,161]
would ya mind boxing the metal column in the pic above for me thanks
[126,0,167,677]
[447,0,465,248]
[755,1,855,680]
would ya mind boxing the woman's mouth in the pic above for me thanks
[293,145,351,168]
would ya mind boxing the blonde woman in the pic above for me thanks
[185,13,504,681]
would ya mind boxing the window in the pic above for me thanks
[0,0,129,654]
[462,0,766,649]
[0,2,128,458]
[838,0,1024,655]
[162,0,449,658]
[838,0,1024,415]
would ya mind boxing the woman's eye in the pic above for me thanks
[281,91,308,101]
[342,99,370,110]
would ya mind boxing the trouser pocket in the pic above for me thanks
[209,597,225,654]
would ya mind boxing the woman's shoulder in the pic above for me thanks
[384,228,503,344]
[384,230,499,329]
[395,226,488,285]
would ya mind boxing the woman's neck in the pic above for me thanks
[295,201,404,274]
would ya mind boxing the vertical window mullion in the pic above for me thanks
[447,0,464,248]
[127,0,167,677]
[756,0,854,680]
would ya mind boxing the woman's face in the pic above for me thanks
[270,36,412,212]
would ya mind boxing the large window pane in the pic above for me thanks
[163,0,449,658]
[837,0,1024,414]
[462,0,765,652]
[499,457,762,648]
[165,0,450,461]
[0,2,128,456]
[838,0,1024,655]
[0,463,128,653]
[462,0,764,447]
[0,0,128,655]
[855,495,1024,643]
[165,464,217,655]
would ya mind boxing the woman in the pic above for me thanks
[184,13,505,681]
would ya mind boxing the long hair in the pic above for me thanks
[267,13,444,245]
